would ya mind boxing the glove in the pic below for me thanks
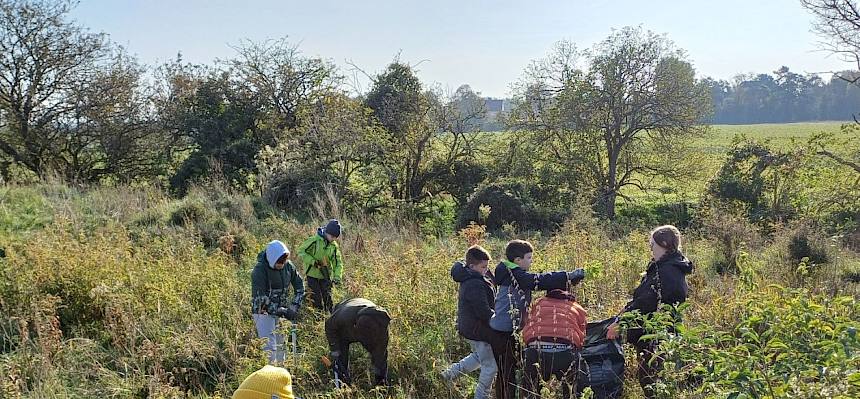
[567,268,586,284]
[274,306,298,320]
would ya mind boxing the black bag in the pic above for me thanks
[577,318,625,399]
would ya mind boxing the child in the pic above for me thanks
[520,286,587,399]
[298,219,343,312]
[325,297,391,386]
[232,365,296,399]
[251,240,305,364]
[606,225,693,398]
[442,245,498,399]
[490,239,586,399]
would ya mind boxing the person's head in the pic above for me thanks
[274,254,288,270]
[650,225,682,260]
[232,365,295,399]
[505,240,534,270]
[265,240,290,270]
[465,245,491,274]
[324,219,342,242]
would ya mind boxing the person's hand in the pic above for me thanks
[606,322,620,340]
[332,278,341,286]
[567,268,586,283]
[275,306,298,320]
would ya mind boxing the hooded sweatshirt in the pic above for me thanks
[451,261,496,341]
[251,240,305,314]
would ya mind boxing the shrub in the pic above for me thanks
[657,287,860,398]
[457,180,567,232]
[697,204,762,275]
[787,223,831,265]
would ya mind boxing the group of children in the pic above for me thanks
[250,219,344,365]
[246,218,391,397]
[442,240,587,399]
[239,219,692,399]
[444,225,692,399]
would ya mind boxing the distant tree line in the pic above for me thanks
[705,67,860,124]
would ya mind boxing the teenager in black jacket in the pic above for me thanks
[607,225,694,398]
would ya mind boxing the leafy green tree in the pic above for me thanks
[365,63,485,207]
[706,139,803,225]
[256,92,385,212]
[0,0,168,182]
[166,71,262,194]
[509,27,712,219]
[162,38,339,195]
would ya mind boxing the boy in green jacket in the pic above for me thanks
[298,219,343,312]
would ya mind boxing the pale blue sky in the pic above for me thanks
[70,0,852,97]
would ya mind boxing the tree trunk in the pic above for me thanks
[604,148,619,220]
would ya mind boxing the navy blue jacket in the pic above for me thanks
[451,261,496,341]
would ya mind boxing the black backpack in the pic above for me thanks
[577,318,625,398]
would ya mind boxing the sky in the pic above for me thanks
[69,0,854,98]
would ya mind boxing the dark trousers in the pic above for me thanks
[332,338,388,386]
[307,276,333,312]
[522,347,579,399]
[493,332,520,399]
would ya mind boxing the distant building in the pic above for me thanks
[482,97,513,131]
[484,97,512,112]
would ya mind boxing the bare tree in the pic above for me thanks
[0,0,109,177]
[802,0,860,78]
[802,0,860,174]
[229,38,340,131]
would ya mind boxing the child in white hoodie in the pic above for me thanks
[251,240,305,363]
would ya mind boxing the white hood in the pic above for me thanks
[265,240,290,269]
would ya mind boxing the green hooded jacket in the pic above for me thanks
[298,228,344,282]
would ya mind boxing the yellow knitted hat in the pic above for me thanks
[232,365,295,399]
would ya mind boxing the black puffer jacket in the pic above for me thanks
[451,261,496,341]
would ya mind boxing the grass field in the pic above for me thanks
[1,123,859,398]
[617,121,855,213]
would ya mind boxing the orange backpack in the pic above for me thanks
[522,289,587,347]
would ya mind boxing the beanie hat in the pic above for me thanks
[232,365,295,399]
[324,219,342,238]
[265,240,290,269]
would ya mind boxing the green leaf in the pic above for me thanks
[848,372,860,387]
[766,339,789,351]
